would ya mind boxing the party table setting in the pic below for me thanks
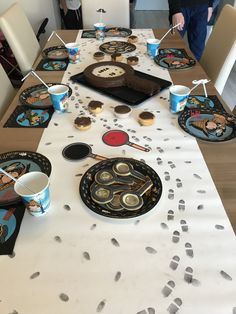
[0,20,236,314]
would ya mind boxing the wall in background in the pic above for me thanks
[135,0,168,10]
[0,0,61,45]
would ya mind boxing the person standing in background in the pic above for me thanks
[59,0,83,29]
[168,0,213,61]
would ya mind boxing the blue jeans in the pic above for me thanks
[179,4,208,61]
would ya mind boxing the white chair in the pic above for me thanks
[200,4,236,95]
[81,0,130,28]
[0,3,41,75]
[0,64,15,120]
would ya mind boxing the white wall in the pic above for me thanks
[0,0,61,45]
[135,0,168,10]
[81,0,130,28]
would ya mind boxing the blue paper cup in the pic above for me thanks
[147,38,160,58]
[65,42,80,63]
[169,85,190,113]
[48,85,69,113]
[94,23,106,41]
[14,172,50,217]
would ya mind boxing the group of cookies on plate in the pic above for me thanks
[93,35,139,66]
[74,100,155,131]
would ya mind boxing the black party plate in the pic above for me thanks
[185,95,226,112]
[81,28,132,39]
[42,45,68,60]
[70,70,171,106]
[19,83,72,109]
[178,109,236,142]
[99,41,136,54]
[79,158,162,219]
[154,48,196,70]
[35,59,69,71]
[0,151,51,206]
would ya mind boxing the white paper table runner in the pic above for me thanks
[1,29,236,314]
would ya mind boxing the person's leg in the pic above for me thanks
[187,4,208,60]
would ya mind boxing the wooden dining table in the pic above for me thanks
[0,29,236,314]
[1,29,235,232]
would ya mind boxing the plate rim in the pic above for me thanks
[19,83,72,109]
[178,109,236,142]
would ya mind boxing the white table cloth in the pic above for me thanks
[1,29,236,314]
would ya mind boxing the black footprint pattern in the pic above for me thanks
[167,210,174,221]
[215,224,224,230]
[169,255,180,270]
[83,252,90,260]
[114,271,121,282]
[185,242,194,257]
[184,267,193,283]
[168,161,176,169]
[172,231,180,243]
[178,200,185,211]
[168,189,174,200]
[160,222,169,229]
[96,299,106,312]
[176,178,182,188]
[30,272,40,279]
[220,270,232,281]
[59,293,69,302]
[180,220,188,232]
[145,246,157,254]
[165,171,170,181]
[162,280,175,297]
[167,298,182,314]
[156,157,163,165]
[156,146,164,153]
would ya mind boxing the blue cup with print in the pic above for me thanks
[65,42,80,63]
[14,172,50,217]
[169,85,190,113]
[94,22,106,41]
[48,85,69,113]
[147,38,160,58]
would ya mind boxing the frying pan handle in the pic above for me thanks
[125,75,160,96]
[91,153,108,160]
[127,141,150,152]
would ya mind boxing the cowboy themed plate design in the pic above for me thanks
[154,48,196,70]
[19,83,72,109]
[4,106,53,128]
[99,41,136,54]
[0,151,52,206]
[178,109,236,142]
[0,203,25,255]
[185,95,226,112]
[36,59,68,71]
[42,45,68,60]
[80,157,162,219]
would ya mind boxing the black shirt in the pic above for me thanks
[168,0,213,16]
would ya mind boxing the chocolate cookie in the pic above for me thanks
[93,51,105,61]
[138,111,155,126]
[127,56,139,66]
[127,35,138,43]
[74,117,92,130]
[88,100,104,113]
